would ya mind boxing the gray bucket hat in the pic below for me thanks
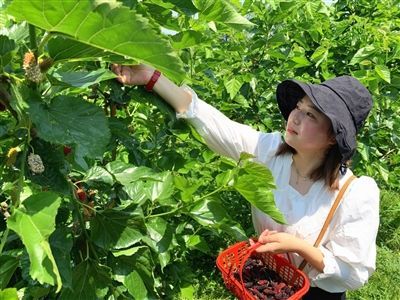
[276,76,373,162]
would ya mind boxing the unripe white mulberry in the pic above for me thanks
[27,153,45,174]
[25,64,43,83]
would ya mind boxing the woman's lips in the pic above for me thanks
[286,128,297,135]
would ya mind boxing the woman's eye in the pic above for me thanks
[306,112,315,118]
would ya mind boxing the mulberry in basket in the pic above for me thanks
[216,241,310,300]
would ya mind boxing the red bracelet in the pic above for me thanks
[145,70,161,92]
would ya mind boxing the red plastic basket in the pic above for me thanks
[216,241,310,300]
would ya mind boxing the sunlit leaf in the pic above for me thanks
[7,0,185,81]
[0,288,18,300]
[224,77,243,99]
[84,166,114,186]
[105,161,154,186]
[172,30,208,50]
[349,45,376,65]
[47,36,129,63]
[234,160,286,224]
[124,270,148,300]
[193,0,254,29]
[375,64,391,83]
[7,192,62,291]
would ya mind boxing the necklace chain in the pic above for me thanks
[292,163,310,185]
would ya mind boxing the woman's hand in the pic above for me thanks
[111,64,154,86]
[251,229,325,272]
[252,229,303,254]
[111,63,192,114]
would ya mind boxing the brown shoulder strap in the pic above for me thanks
[298,175,357,271]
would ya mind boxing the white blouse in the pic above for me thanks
[177,87,380,293]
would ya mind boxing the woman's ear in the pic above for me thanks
[329,135,337,146]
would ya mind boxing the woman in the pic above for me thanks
[112,64,379,299]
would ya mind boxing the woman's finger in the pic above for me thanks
[254,242,278,253]
[258,232,279,245]
[259,230,277,240]
[111,64,121,75]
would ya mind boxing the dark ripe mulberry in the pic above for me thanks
[38,57,53,72]
[233,256,299,300]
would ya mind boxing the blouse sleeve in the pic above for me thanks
[176,86,282,161]
[308,176,380,291]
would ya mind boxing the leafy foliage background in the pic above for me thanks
[0,0,399,299]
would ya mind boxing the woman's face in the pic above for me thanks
[285,96,335,155]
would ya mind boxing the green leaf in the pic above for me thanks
[375,64,391,83]
[123,270,147,300]
[168,0,198,15]
[224,78,243,99]
[0,35,15,69]
[146,172,175,204]
[49,228,73,289]
[173,176,202,202]
[110,247,155,298]
[27,138,70,195]
[7,0,185,82]
[51,69,117,88]
[111,246,147,257]
[47,36,130,63]
[193,0,254,29]
[0,255,19,289]
[59,261,111,300]
[145,217,173,253]
[239,152,256,161]
[105,161,154,186]
[215,170,234,187]
[180,285,195,300]
[291,55,311,68]
[310,46,328,67]
[234,176,285,224]
[172,30,208,50]
[144,217,173,269]
[234,160,286,224]
[189,198,246,239]
[349,45,376,65]
[91,208,145,250]
[7,192,62,291]
[0,288,18,300]
[84,166,114,186]
[184,234,210,253]
[122,181,148,206]
[28,95,110,160]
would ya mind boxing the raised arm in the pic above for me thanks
[111,64,280,162]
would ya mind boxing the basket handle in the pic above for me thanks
[239,242,263,295]
[298,175,357,270]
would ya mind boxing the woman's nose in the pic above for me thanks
[292,110,301,124]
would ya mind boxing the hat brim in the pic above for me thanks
[276,79,356,161]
